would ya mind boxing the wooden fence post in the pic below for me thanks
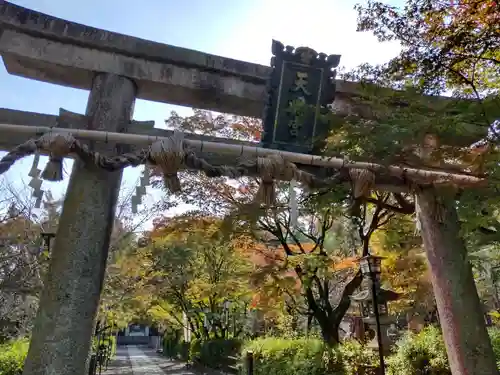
[245,351,254,375]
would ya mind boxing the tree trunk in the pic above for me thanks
[306,313,313,335]
[306,271,363,347]
[417,187,498,375]
[320,323,340,347]
[311,290,362,346]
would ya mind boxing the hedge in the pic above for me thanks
[189,338,242,370]
[241,337,344,375]
[0,335,117,375]
[386,326,500,374]
[162,329,189,361]
[239,328,500,375]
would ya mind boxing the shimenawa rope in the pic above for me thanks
[0,131,335,205]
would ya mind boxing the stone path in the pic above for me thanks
[104,346,221,375]
[101,347,133,375]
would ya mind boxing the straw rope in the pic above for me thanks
[0,129,487,208]
[0,123,486,187]
[0,131,338,204]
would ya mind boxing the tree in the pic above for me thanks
[165,109,262,142]
[340,1,500,373]
[470,246,500,314]
[97,182,178,328]
[370,216,434,320]
[355,0,500,99]
[120,215,254,340]
[100,242,154,329]
[0,180,52,342]
[155,108,424,345]
[223,180,415,345]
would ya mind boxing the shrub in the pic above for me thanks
[339,340,379,375]
[163,329,182,359]
[189,338,203,363]
[101,336,117,357]
[91,335,117,358]
[487,327,500,369]
[386,326,451,375]
[190,338,242,369]
[387,325,500,374]
[241,337,343,375]
[176,340,190,362]
[0,338,29,375]
[162,329,190,361]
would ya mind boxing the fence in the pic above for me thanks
[88,343,112,375]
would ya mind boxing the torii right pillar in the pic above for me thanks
[417,186,499,375]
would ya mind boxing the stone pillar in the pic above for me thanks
[417,187,498,375]
[364,317,396,355]
[23,74,136,375]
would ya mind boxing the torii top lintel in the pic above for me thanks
[0,2,485,147]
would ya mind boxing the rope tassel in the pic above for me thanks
[40,133,75,181]
[255,155,289,206]
[28,152,44,208]
[349,168,376,198]
[148,131,185,193]
[255,179,276,207]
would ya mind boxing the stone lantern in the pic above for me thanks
[352,254,400,356]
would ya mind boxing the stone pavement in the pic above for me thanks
[104,346,221,375]
[101,346,133,375]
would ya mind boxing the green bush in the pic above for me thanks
[189,338,202,362]
[386,325,500,374]
[162,329,189,361]
[386,326,452,375]
[0,338,29,375]
[242,337,343,375]
[108,336,117,357]
[190,338,242,369]
[176,341,190,362]
[487,327,500,369]
[163,329,182,359]
[101,336,117,357]
[339,340,379,375]
[91,335,117,358]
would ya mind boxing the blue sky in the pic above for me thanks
[0,0,400,226]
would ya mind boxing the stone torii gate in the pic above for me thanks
[0,2,497,375]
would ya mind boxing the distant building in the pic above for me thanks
[117,323,160,347]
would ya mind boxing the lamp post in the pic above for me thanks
[358,254,386,375]
[223,300,231,337]
[40,232,56,252]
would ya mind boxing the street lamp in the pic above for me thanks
[40,232,56,252]
[359,254,383,277]
[203,308,211,331]
[358,254,386,375]
[223,300,231,329]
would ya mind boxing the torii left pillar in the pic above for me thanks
[23,73,136,375]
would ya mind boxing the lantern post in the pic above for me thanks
[352,254,399,375]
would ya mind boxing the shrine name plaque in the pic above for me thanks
[261,40,340,154]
